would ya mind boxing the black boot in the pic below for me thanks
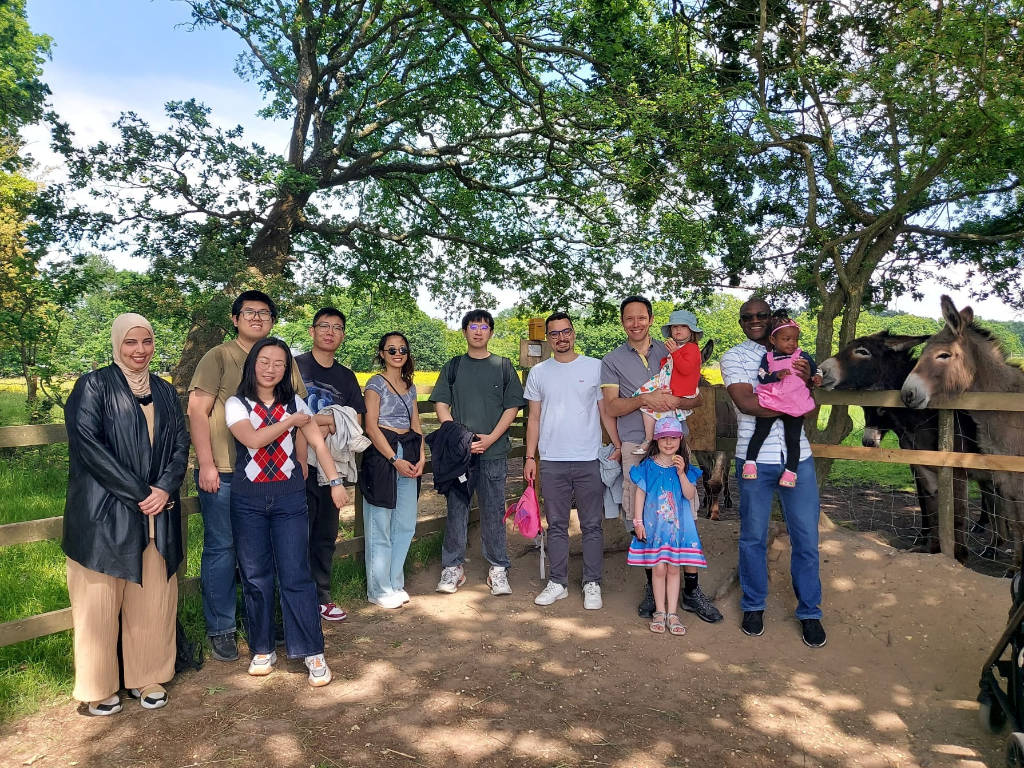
[637,582,655,618]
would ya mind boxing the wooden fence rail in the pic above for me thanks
[0,391,524,647]
[4,385,1024,646]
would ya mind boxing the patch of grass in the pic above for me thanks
[0,388,64,426]
[0,632,73,723]
[817,405,915,491]
[0,444,69,525]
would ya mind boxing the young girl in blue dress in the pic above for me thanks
[627,416,707,635]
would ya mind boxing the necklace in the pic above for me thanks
[652,455,674,468]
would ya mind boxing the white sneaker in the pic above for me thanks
[583,582,603,610]
[304,653,332,687]
[534,580,568,606]
[248,651,277,676]
[436,565,466,594]
[487,566,512,596]
[369,592,404,609]
[395,589,411,604]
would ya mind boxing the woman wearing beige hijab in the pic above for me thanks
[63,313,189,715]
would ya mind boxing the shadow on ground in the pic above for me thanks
[0,512,1010,768]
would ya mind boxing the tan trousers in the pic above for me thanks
[66,540,177,702]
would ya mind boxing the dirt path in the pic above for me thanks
[0,518,1011,768]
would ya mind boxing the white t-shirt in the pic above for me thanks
[523,355,603,461]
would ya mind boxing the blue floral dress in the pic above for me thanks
[626,458,707,568]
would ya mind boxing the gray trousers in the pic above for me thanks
[539,459,604,586]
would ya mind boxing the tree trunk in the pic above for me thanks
[172,317,230,394]
[170,192,312,391]
[248,192,310,276]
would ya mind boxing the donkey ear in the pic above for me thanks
[961,305,974,325]
[940,295,964,334]
[700,339,715,364]
[883,334,931,352]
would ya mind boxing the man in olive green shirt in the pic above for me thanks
[430,309,525,596]
[186,290,306,661]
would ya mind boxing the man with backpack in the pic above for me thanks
[430,309,525,595]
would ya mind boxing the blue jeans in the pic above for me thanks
[364,444,418,601]
[441,457,510,569]
[196,470,237,637]
[735,457,823,619]
[231,488,324,658]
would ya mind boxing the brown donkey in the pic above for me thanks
[901,296,1024,565]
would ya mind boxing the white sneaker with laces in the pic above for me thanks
[583,581,603,610]
[436,565,466,594]
[487,566,512,596]
[304,653,332,687]
[248,651,277,676]
[534,580,569,606]
[369,592,404,609]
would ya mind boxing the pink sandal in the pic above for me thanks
[742,461,758,480]
[779,469,797,488]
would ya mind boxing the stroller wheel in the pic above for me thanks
[981,696,1008,734]
[1006,732,1024,768]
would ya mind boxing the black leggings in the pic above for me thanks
[745,414,803,473]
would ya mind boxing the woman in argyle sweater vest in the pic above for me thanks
[225,337,347,687]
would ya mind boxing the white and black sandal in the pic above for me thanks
[130,684,168,710]
[87,694,122,716]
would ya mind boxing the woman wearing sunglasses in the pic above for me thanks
[359,332,426,608]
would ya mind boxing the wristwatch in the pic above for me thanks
[329,477,345,487]
[388,455,398,464]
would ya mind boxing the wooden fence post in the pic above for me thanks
[937,408,955,559]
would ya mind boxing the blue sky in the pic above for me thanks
[22,1,1022,322]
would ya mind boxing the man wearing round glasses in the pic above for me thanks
[721,297,825,647]
[295,308,366,623]
[431,310,525,595]
[524,312,617,610]
[188,290,307,662]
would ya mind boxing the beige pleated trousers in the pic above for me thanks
[66,540,177,703]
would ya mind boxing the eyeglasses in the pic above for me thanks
[255,358,286,371]
[314,323,344,333]
[547,328,573,338]
[467,323,490,332]
[740,311,771,322]
[384,346,409,355]
[240,308,273,320]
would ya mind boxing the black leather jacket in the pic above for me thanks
[62,365,189,583]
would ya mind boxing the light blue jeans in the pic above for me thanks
[736,457,823,619]
[364,444,418,601]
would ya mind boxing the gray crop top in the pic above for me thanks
[365,374,416,429]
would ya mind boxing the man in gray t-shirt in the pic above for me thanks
[430,309,525,596]
[600,296,722,625]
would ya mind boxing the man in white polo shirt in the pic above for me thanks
[720,297,826,648]
[524,312,617,609]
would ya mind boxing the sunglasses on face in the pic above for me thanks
[740,311,771,322]
[547,328,573,338]
[384,346,409,355]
